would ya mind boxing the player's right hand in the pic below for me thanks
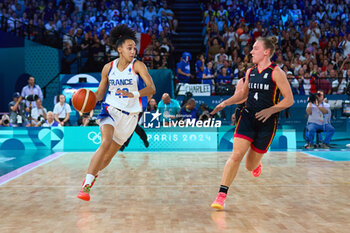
[210,102,226,115]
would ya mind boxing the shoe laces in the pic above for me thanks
[83,184,91,193]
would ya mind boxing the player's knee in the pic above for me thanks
[229,151,244,164]
[101,138,113,149]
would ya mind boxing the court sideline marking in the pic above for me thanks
[301,151,333,161]
[0,152,64,186]
[301,150,350,161]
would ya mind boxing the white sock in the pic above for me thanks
[83,174,95,187]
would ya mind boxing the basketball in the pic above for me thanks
[72,89,96,113]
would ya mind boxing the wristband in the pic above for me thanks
[131,91,140,98]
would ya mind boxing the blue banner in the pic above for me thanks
[0,126,298,152]
[63,126,218,151]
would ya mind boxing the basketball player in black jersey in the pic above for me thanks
[210,37,294,210]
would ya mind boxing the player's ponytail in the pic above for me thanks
[110,24,138,48]
[256,36,277,58]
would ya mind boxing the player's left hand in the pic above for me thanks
[116,89,134,97]
[255,108,274,123]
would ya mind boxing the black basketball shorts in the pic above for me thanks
[234,108,278,153]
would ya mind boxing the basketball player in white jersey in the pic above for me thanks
[77,25,156,201]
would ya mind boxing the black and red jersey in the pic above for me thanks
[246,63,281,113]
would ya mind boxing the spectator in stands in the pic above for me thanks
[306,21,321,47]
[62,28,77,51]
[214,54,225,74]
[177,52,192,83]
[230,112,237,126]
[202,61,215,93]
[340,56,350,75]
[238,26,251,48]
[21,76,43,109]
[1,114,13,127]
[198,103,212,122]
[159,2,178,34]
[195,53,205,83]
[78,110,94,126]
[341,34,350,58]
[289,3,302,23]
[344,69,350,82]
[101,15,116,35]
[158,93,180,126]
[287,71,299,95]
[329,69,339,92]
[305,90,335,149]
[144,5,157,22]
[217,67,231,84]
[142,48,153,69]
[152,50,165,69]
[147,98,157,111]
[31,99,47,126]
[131,4,143,19]
[53,94,72,126]
[300,72,316,95]
[9,92,29,127]
[179,98,198,122]
[43,1,56,22]
[208,38,221,60]
[214,47,228,62]
[36,111,59,127]
[332,76,348,94]
[223,26,238,49]
[160,37,174,54]
[61,47,80,74]
[317,71,332,95]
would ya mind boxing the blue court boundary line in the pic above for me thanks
[301,151,333,161]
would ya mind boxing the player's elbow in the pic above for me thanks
[287,95,294,108]
[150,85,156,95]
[95,91,103,101]
[241,89,249,100]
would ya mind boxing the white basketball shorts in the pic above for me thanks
[97,105,139,145]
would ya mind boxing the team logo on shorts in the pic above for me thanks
[143,110,161,128]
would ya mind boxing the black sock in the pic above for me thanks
[219,185,229,194]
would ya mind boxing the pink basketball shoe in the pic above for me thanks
[211,192,227,210]
[252,162,262,177]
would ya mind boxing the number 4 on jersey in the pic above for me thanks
[254,92,258,101]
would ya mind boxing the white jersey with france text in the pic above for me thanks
[105,58,142,113]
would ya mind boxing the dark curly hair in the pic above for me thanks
[110,24,138,48]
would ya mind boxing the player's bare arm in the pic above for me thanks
[210,69,250,115]
[95,63,110,101]
[255,67,294,122]
[117,61,156,98]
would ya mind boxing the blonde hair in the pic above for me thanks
[256,36,277,57]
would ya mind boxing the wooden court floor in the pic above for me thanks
[0,151,349,233]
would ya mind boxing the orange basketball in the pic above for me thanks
[72,89,97,113]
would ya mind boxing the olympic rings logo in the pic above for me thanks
[88,131,101,144]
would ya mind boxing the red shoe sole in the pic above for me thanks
[77,193,90,201]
